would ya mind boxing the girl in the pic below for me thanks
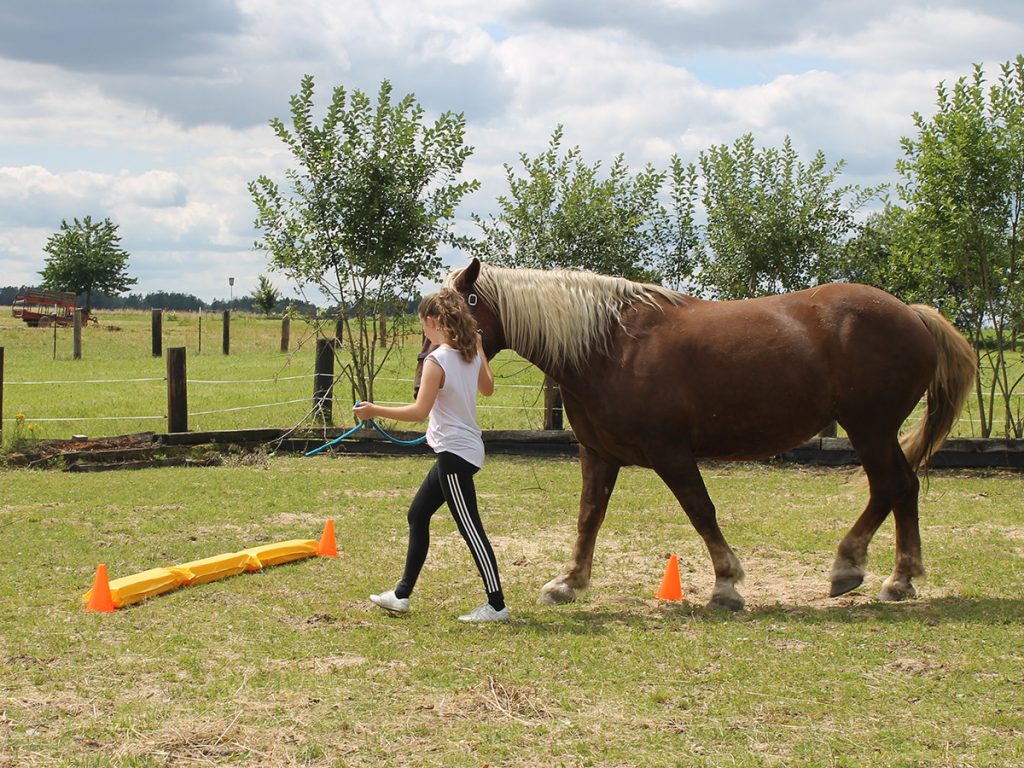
[353,288,509,623]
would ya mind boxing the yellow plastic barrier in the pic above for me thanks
[240,539,319,569]
[82,524,333,610]
[178,552,260,585]
[82,566,193,609]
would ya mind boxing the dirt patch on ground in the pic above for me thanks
[495,523,949,612]
[5,433,158,464]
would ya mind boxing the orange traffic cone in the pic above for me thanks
[656,554,684,601]
[317,519,337,557]
[85,563,116,612]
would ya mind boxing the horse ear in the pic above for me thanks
[456,257,481,290]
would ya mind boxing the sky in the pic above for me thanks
[1,0,1023,303]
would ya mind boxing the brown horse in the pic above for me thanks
[428,258,976,610]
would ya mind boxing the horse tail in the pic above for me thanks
[900,305,977,472]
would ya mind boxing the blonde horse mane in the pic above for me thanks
[444,263,686,372]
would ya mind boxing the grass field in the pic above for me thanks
[0,456,1021,766]
[0,309,548,447]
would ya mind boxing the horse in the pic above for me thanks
[419,258,976,610]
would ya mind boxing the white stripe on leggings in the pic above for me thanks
[446,473,499,593]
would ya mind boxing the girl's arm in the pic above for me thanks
[477,334,494,397]
[353,359,443,423]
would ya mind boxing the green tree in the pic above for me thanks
[674,134,876,299]
[470,126,670,429]
[39,216,136,314]
[249,75,479,406]
[471,125,668,280]
[657,156,702,291]
[251,274,281,315]
[826,204,922,295]
[895,57,1024,437]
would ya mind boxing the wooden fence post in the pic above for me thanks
[73,310,83,360]
[543,375,563,430]
[151,309,162,357]
[222,310,230,355]
[314,337,334,425]
[0,347,4,447]
[280,315,290,353]
[167,347,188,433]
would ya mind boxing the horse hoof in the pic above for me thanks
[707,594,745,612]
[538,580,577,605]
[879,580,917,602]
[830,574,864,597]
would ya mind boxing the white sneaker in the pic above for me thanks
[457,603,510,623]
[370,590,410,613]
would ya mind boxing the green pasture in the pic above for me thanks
[0,456,1021,766]
[0,309,547,447]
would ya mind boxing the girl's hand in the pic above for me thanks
[353,401,376,421]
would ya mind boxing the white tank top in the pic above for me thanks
[425,345,485,468]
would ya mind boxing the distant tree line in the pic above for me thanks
[0,284,318,315]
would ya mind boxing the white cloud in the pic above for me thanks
[795,6,1024,70]
[0,0,1021,300]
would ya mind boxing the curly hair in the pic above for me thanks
[418,288,477,362]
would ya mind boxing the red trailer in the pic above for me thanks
[11,288,91,327]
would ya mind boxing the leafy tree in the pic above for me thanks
[250,75,478,406]
[672,134,876,299]
[471,125,668,281]
[825,205,923,294]
[470,126,670,428]
[251,275,282,315]
[895,57,1024,437]
[658,156,702,290]
[39,216,136,313]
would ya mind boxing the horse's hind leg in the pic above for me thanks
[539,446,620,605]
[880,456,924,601]
[651,452,745,611]
[832,436,922,600]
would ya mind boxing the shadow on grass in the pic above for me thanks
[520,595,1024,634]
[741,595,1024,626]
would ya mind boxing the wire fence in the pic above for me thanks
[3,357,1022,440]
[1,371,550,433]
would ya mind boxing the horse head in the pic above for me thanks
[412,258,506,398]
[450,257,506,359]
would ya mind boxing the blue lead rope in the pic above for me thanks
[304,411,427,457]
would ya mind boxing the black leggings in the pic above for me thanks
[394,452,504,610]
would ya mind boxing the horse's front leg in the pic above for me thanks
[539,446,620,605]
[651,450,746,611]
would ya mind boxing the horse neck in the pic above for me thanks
[511,344,580,387]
